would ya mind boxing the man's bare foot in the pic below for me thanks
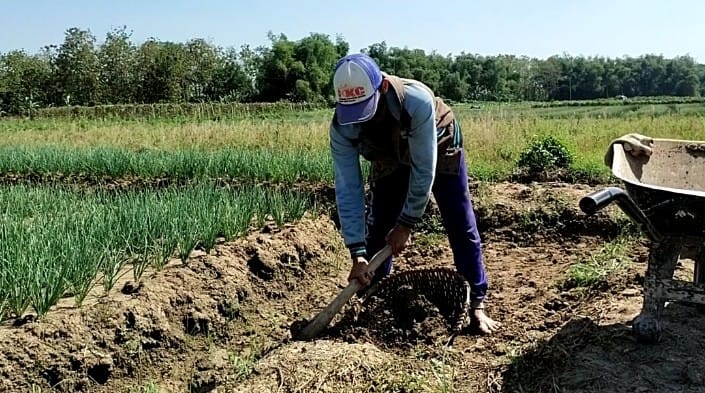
[470,301,501,334]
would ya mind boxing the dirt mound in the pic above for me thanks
[0,214,348,392]
[502,299,705,393]
[469,181,634,242]
[236,338,470,392]
[331,284,455,350]
[325,267,475,351]
[235,340,397,392]
[507,166,610,185]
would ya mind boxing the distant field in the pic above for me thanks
[1,100,704,183]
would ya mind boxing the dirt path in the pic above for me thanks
[1,182,704,392]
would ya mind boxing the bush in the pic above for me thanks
[516,135,574,174]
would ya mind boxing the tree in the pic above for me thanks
[98,26,137,104]
[52,27,100,106]
[0,50,51,115]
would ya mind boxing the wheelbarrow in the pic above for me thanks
[579,136,705,343]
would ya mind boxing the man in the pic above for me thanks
[328,52,500,334]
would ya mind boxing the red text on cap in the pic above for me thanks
[337,86,366,101]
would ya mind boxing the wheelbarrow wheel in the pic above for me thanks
[632,310,663,343]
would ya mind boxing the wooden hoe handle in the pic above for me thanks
[295,245,393,340]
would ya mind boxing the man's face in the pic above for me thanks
[368,97,387,124]
[365,80,389,124]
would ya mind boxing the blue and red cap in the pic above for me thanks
[333,53,383,125]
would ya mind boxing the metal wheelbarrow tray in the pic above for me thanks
[580,137,705,343]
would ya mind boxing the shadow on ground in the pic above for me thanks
[501,303,705,393]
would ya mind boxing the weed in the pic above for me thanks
[229,336,264,382]
[516,134,574,174]
[127,381,162,393]
[562,235,635,289]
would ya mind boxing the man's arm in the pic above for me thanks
[397,84,438,228]
[329,120,368,258]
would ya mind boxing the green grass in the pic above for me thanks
[0,183,314,322]
[126,382,162,393]
[0,145,340,183]
[563,235,636,290]
[229,341,262,382]
[2,101,705,185]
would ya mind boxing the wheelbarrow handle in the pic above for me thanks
[579,186,663,242]
[579,187,624,215]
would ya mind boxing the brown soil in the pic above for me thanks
[0,172,336,201]
[330,282,457,351]
[1,181,703,393]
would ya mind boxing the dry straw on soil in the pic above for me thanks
[236,340,396,392]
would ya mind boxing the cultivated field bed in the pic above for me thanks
[2,182,703,393]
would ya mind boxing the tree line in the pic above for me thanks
[1,26,704,115]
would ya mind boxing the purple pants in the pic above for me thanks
[363,149,488,302]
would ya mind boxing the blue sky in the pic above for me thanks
[1,0,702,62]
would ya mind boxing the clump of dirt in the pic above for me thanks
[330,284,455,350]
[501,298,705,393]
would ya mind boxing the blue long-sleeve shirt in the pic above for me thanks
[329,80,438,258]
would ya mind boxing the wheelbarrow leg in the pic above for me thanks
[694,249,705,286]
[633,238,681,343]
[692,248,705,313]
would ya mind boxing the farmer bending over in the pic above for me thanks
[328,53,500,334]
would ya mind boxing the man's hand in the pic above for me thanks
[386,223,411,256]
[348,256,373,286]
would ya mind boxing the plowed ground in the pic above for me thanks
[2,182,703,393]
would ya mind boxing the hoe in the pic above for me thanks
[293,244,474,343]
